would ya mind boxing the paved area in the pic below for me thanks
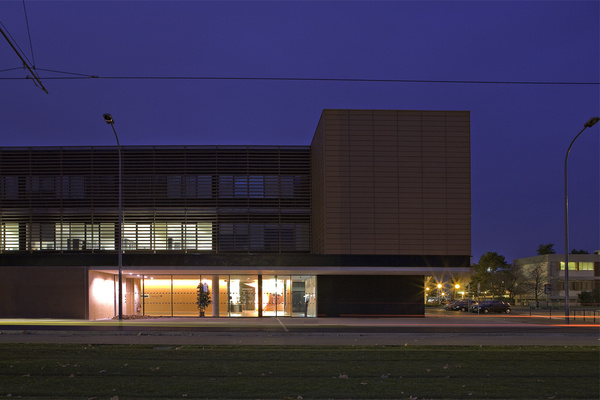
[1,309,598,346]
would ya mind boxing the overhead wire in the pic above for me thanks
[34,68,99,78]
[22,0,35,67]
[0,67,24,73]
[0,19,33,66]
[0,74,597,85]
[0,15,48,93]
[0,11,597,88]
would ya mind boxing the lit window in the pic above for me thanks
[0,223,19,250]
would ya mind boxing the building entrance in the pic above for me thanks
[124,274,316,318]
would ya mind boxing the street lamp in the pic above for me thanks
[564,116,599,324]
[103,113,123,321]
[455,284,460,299]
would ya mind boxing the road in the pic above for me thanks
[1,308,597,346]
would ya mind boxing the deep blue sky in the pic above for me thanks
[1,1,599,263]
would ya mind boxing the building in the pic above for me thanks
[0,109,471,319]
[513,253,600,305]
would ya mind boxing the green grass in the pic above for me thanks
[0,344,598,399]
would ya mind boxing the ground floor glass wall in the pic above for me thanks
[129,274,316,317]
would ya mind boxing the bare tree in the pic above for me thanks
[521,262,548,308]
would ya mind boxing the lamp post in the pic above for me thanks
[564,116,599,324]
[103,113,123,321]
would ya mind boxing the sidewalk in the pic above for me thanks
[1,309,598,346]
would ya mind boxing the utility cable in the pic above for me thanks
[0,67,24,73]
[34,68,99,78]
[0,24,48,93]
[0,19,33,66]
[0,75,596,86]
[22,0,35,67]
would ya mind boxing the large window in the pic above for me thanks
[218,175,302,199]
[167,175,212,198]
[58,176,85,199]
[123,222,213,251]
[560,262,595,271]
[58,223,115,250]
[136,274,316,318]
[0,223,19,250]
[218,223,309,252]
[25,176,85,199]
[0,176,18,199]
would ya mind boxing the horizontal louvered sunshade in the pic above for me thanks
[0,146,311,253]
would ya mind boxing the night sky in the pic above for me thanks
[1,1,599,263]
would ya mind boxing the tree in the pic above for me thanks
[577,289,600,305]
[499,264,524,302]
[570,249,589,254]
[196,282,212,317]
[469,252,510,298]
[520,262,548,308]
[536,243,556,255]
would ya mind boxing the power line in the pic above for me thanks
[0,74,598,85]
[0,24,48,93]
[22,0,35,67]
[35,68,98,78]
[0,20,33,66]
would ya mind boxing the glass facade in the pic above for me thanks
[121,274,317,317]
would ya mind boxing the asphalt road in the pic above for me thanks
[1,308,598,346]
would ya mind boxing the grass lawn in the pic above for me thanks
[0,344,598,399]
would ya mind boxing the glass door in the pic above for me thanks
[291,275,316,317]
[229,275,258,317]
[262,275,292,317]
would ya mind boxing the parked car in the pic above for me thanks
[450,300,471,312]
[470,300,511,314]
[442,300,457,310]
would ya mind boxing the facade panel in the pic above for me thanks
[311,109,470,257]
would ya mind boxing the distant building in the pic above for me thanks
[0,110,471,319]
[513,254,600,305]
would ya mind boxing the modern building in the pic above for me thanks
[0,109,471,319]
[513,253,600,305]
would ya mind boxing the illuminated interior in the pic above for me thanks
[123,222,213,251]
[0,223,19,250]
[560,262,594,271]
[0,221,214,252]
[94,273,317,318]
